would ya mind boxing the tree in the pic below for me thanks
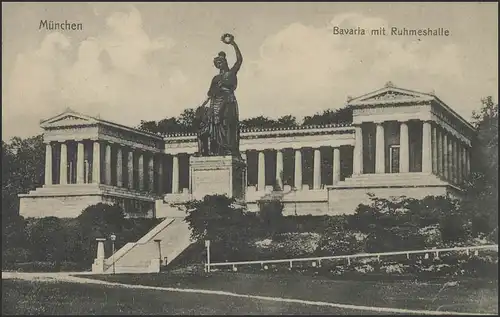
[183,195,257,260]
[276,115,299,128]
[460,97,498,239]
[302,106,353,126]
[2,135,45,217]
[25,217,66,265]
[178,108,197,133]
[257,197,284,235]
[157,117,184,135]
[77,203,126,264]
[138,120,159,134]
[240,116,278,130]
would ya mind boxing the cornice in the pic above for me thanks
[164,123,354,144]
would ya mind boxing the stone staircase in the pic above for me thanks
[93,215,192,274]
[327,172,454,215]
[333,172,449,188]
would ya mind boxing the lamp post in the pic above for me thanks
[110,233,116,275]
[205,240,211,273]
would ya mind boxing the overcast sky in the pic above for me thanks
[2,2,498,140]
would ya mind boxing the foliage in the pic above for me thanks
[302,107,353,126]
[137,105,353,135]
[257,198,284,235]
[2,135,45,217]
[25,217,67,265]
[346,194,465,252]
[183,195,258,260]
[256,232,321,259]
[315,217,365,256]
[461,96,498,238]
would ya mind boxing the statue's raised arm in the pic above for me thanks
[221,33,243,73]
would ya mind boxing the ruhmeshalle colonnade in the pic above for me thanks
[19,83,475,218]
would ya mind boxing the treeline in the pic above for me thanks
[137,107,353,135]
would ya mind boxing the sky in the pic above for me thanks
[2,2,498,140]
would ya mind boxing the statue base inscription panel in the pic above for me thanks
[189,156,246,202]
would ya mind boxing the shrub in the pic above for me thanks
[184,195,258,261]
[25,217,66,264]
[2,247,32,269]
[257,198,284,235]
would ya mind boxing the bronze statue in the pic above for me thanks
[195,33,243,157]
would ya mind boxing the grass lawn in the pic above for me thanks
[2,278,389,315]
[83,271,498,314]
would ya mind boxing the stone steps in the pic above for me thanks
[100,217,192,274]
[334,173,447,188]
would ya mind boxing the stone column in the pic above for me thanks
[294,149,302,190]
[461,145,467,182]
[399,121,409,173]
[60,142,68,185]
[437,128,443,177]
[375,122,385,174]
[172,154,179,194]
[353,125,363,175]
[116,147,123,187]
[422,121,432,173]
[156,155,164,195]
[432,124,438,175]
[138,152,145,191]
[333,147,341,184]
[465,148,470,177]
[457,143,462,184]
[453,139,459,184]
[92,140,101,184]
[148,154,154,192]
[313,148,321,189]
[450,138,456,183]
[443,133,449,180]
[105,143,112,185]
[275,150,283,190]
[258,151,266,191]
[76,141,85,184]
[127,149,134,189]
[44,142,53,185]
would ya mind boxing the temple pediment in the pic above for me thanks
[40,109,98,129]
[348,84,434,106]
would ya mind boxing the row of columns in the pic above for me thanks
[168,147,342,194]
[352,119,470,184]
[44,140,164,194]
[434,125,471,184]
[45,120,471,195]
[247,147,341,192]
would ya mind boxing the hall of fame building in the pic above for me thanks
[19,83,475,219]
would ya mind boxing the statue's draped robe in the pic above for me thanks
[206,69,240,156]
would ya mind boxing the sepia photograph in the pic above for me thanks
[2,1,498,315]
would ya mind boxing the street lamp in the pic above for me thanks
[110,233,117,275]
[205,240,211,273]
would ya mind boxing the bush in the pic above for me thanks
[2,248,32,269]
[25,217,66,263]
[254,232,320,259]
[184,195,259,260]
[257,198,284,235]
[315,227,365,256]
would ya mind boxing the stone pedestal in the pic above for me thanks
[92,238,107,273]
[189,156,246,202]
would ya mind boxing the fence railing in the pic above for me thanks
[205,244,498,272]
